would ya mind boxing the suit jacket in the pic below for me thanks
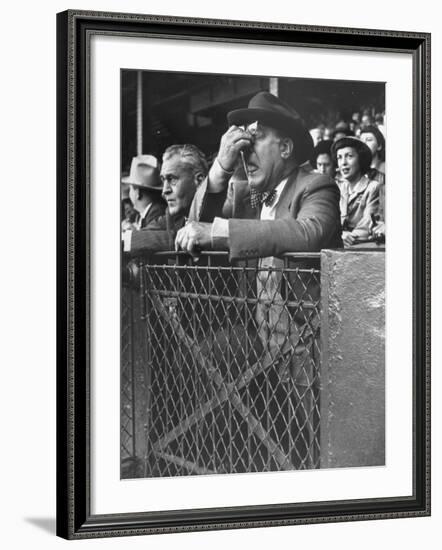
[128,212,185,257]
[188,164,342,260]
[339,175,381,241]
[138,200,167,229]
[187,165,342,368]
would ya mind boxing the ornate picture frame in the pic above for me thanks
[56,10,430,539]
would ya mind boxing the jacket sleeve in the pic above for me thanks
[227,177,341,260]
[128,215,175,256]
[187,176,229,222]
[143,201,167,227]
[129,230,175,257]
[350,181,381,240]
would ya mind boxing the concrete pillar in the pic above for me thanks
[320,249,385,468]
[269,77,279,96]
[136,70,143,155]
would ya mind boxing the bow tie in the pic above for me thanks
[250,188,278,209]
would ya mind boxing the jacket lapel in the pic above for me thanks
[234,180,259,219]
[347,175,370,207]
[274,167,300,217]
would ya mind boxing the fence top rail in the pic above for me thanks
[143,250,322,260]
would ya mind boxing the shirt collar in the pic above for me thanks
[139,202,153,220]
[348,174,370,196]
[271,177,289,207]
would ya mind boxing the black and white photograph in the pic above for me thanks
[1,0,438,546]
[52,7,431,542]
[120,70,386,480]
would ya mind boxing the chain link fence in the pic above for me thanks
[121,287,135,460]
[121,252,321,478]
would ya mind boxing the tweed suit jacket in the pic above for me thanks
[188,164,342,260]
[188,164,342,370]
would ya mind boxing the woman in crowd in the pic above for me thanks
[359,124,385,184]
[359,125,385,239]
[332,136,381,247]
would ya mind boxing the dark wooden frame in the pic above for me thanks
[56,9,431,539]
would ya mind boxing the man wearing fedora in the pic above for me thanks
[176,91,341,259]
[122,154,166,231]
[176,91,341,369]
[175,92,342,460]
[123,144,209,255]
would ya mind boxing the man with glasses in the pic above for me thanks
[175,91,341,259]
[176,91,342,375]
[174,93,343,467]
[122,144,209,255]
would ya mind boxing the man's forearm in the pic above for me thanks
[210,217,230,250]
[206,158,233,193]
[126,229,175,256]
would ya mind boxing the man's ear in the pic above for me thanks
[280,137,294,159]
[194,171,205,186]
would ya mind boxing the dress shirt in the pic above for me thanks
[210,178,289,248]
[137,203,153,229]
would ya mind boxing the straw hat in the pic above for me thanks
[121,154,162,191]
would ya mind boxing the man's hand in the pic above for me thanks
[175,222,213,258]
[121,219,137,231]
[216,125,253,173]
[342,231,356,247]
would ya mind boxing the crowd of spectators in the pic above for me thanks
[309,109,386,245]
[122,104,386,254]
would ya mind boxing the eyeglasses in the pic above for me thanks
[239,121,265,142]
[160,174,179,187]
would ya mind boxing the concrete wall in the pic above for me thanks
[320,249,385,468]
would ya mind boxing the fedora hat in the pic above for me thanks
[227,92,313,163]
[331,136,372,175]
[121,154,162,191]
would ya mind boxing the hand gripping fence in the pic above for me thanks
[121,251,321,478]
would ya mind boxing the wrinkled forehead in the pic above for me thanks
[160,154,193,175]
